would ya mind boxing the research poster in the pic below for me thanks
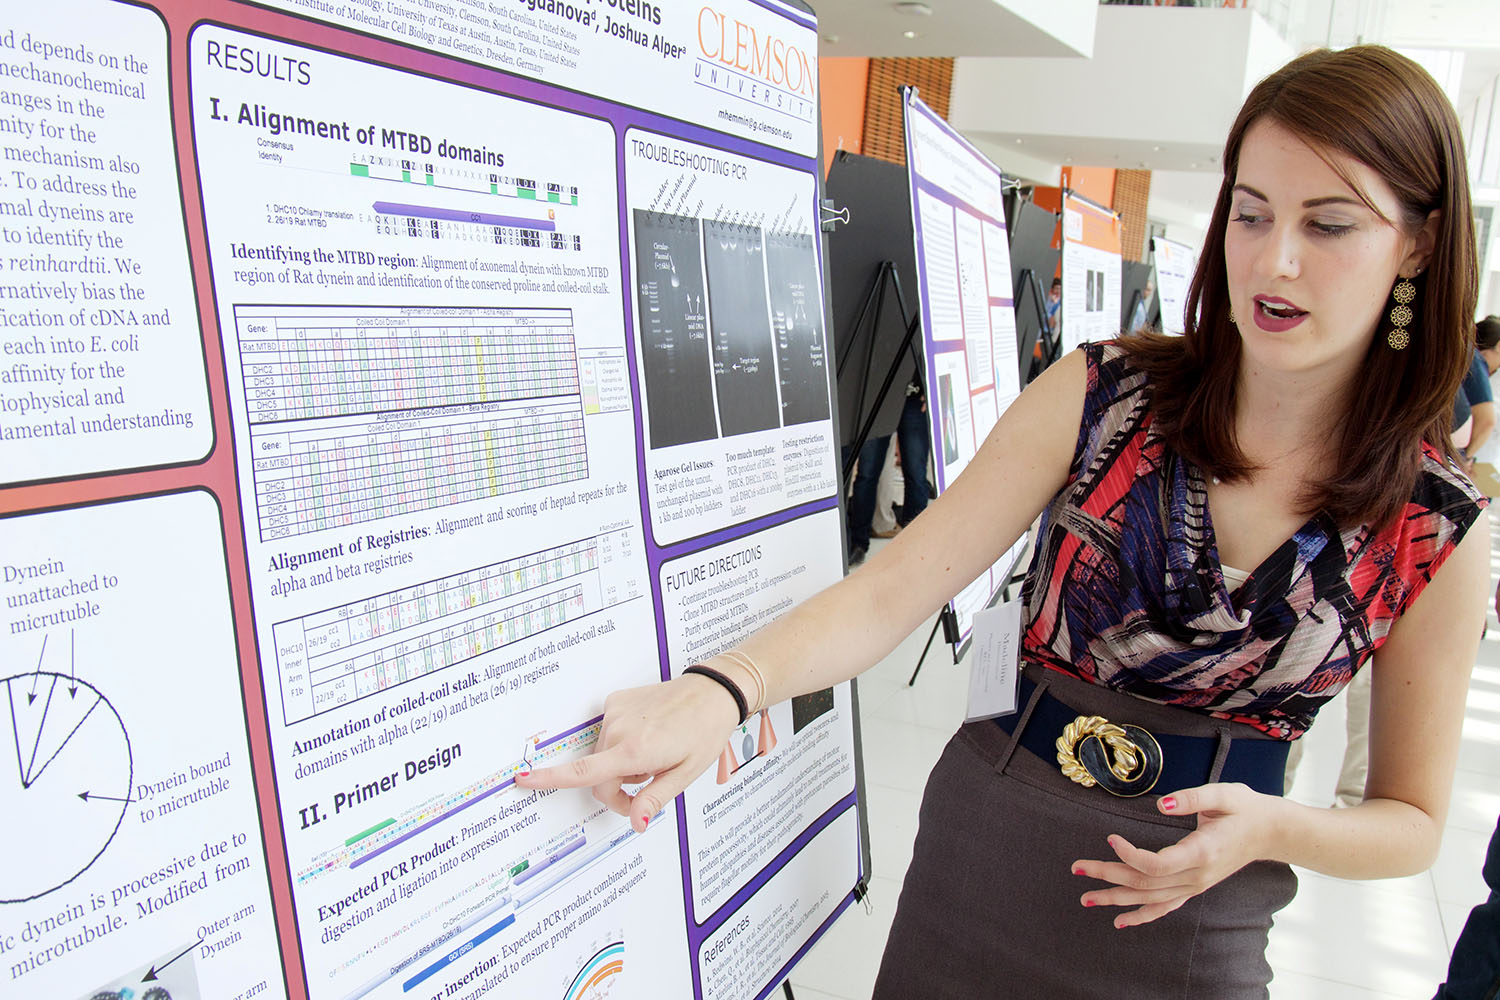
[1151,236,1196,336]
[1059,193,1122,353]
[0,2,860,999]
[1,493,281,1000]
[0,0,212,484]
[901,90,1024,642]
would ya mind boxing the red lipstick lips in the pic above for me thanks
[1251,295,1307,332]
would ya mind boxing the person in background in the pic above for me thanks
[844,431,890,568]
[871,435,904,538]
[1477,316,1500,377]
[1463,317,1500,497]
[520,47,1488,996]
[1128,277,1157,335]
[846,375,931,565]
[1457,319,1496,471]
[1046,277,1062,327]
[1435,810,1500,1000]
[882,378,932,534]
[1453,379,1476,458]
[1430,584,1500,1000]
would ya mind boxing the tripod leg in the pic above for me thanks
[907,612,946,687]
[783,981,796,999]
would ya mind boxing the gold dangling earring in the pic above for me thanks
[1229,305,1236,324]
[1387,276,1416,350]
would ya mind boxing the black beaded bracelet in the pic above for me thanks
[683,664,748,726]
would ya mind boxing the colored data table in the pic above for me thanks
[271,530,639,724]
[235,305,589,541]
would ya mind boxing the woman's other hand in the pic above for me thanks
[514,672,741,833]
[1071,782,1283,927]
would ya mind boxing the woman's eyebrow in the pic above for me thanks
[1232,183,1362,209]
[1302,195,1363,208]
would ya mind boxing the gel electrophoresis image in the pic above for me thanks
[703,220,780,437]
[634,210,718,449]
[765,232,830,427]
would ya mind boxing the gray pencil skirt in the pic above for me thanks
[871,667,1299,1000]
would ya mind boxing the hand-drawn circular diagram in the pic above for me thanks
[563,940,623,1000]
[1,670,132,902]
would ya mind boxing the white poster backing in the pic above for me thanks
[1152,236,1197,336]
[1059,193,1123,354]
[901,90,1025,645]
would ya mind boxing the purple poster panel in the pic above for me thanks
[190,2,856,997]
[0,1,855,999]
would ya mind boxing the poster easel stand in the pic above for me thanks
[837,260,926,489]
[1014,266,1059,382]
[906,605,961,687]
[834,260,961,688]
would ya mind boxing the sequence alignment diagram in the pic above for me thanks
[238,305,595,543]
[350,151,586,253]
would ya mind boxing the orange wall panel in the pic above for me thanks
[1061,166,1115,209]
[820,57,870,177]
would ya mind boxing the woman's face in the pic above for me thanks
[1224,119,1432,381]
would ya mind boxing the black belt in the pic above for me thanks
[994,673,1289,798]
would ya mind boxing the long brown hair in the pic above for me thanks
[1123,46,1476,529]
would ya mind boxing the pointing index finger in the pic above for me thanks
[516,746,630,791]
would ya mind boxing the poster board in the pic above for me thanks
[0,2,861,999]
[1059,192,1123,353]
[900,89,1025,644]
[1151,236,1197,336]
[1003,191,1062,377]
[1121,259,1156,335]
[826,151,923,449]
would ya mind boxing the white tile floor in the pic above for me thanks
[783,528,1500,1000]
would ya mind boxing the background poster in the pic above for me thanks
[1060,194,1123,354]
[1152,236,1197,336]
[902,90,1024,643]
[0,1,859,999]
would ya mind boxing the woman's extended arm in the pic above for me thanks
[516,349,1089,829]
[1076,506,1491,927]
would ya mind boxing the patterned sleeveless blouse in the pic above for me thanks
[1019,343,1487,739]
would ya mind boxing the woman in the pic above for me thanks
[521,47,1488,996]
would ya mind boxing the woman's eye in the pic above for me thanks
[1310,221,1354,237]
[1232,212,1265,226]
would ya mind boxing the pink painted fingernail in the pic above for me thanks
[641,816,649,830]
[1073,867,1085,876]
[1160,796,1177,811]
[1083,899,1095,907]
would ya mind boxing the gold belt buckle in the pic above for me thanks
[1056,715,1163,797]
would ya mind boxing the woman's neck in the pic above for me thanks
[1233,362,1352,468]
